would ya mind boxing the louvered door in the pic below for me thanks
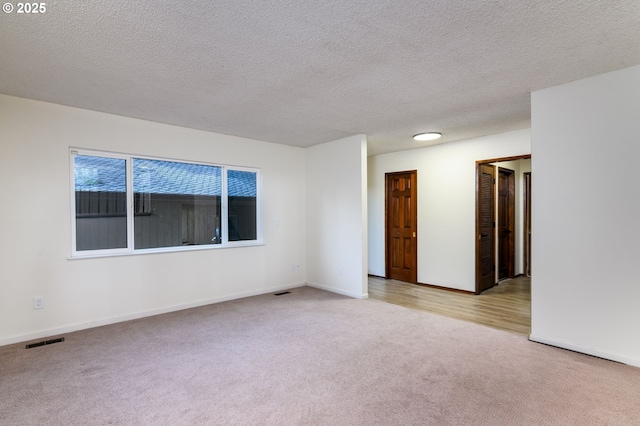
[477,164,496,293]
[497,167,515,280]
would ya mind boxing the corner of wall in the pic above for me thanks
[305,134,368,298]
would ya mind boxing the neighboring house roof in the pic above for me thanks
[74,155,256,197]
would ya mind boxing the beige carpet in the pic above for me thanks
[1,286,639,425]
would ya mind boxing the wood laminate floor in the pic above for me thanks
[368,276,531,335]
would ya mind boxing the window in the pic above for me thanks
[71,150,261,256]
[227,170,257,242]
[74,155,127,251]
[132,158,223,249]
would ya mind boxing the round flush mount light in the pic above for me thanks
[413,132,442,141]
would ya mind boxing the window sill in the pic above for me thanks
[67,241,265,260]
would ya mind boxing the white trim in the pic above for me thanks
[529,334,640,368]
[70,151,76,255]
[126,155,134,250]
[306,281,369,299]
[0,283,306,348]
[66,241,265,260]
[221,164,229,245]
[255,168,264,245]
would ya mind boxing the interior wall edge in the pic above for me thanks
[306,282,368,299]
[529,334,640,368]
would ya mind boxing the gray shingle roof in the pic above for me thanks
[74,155,256,197]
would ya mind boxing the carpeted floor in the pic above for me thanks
[1,286,639,425]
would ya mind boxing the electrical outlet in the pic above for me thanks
[33,296,44,310]
[291,263,300,271]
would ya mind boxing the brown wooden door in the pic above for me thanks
[476,164,496,293]
[385,171,417,283]
[497,168,515,280]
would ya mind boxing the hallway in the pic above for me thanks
[368,276,531,335]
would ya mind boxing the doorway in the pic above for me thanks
[475,156,531,294]
[385,170,418,283]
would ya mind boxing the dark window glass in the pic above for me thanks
[133,159,222,249]
[74,155,127,250]
[228,170,257,241]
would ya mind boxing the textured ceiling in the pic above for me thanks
[1,1,639,155]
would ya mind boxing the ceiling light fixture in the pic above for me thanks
[413,132,442,141]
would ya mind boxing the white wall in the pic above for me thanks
[368,130,531,292]
[0,95,307,345]
[530,65,640,366]
[306,135,368,298]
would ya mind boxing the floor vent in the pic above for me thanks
[26,337,65,349]
[274,291,291,296]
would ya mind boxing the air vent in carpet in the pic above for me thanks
[26,337,65,349]
[274,291,291,296]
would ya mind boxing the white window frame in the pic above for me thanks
[70,148,263,258]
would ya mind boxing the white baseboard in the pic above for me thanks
[306,281,368,299]
[529,334,640,368]
[0,282,306,348]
